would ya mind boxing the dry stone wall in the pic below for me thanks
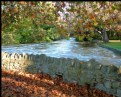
[2,51,121,97]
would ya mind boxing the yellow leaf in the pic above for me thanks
[19,1,25,5]
[94,21,98,26]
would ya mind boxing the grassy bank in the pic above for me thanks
[102,42,121,51]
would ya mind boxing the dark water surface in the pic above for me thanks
[2,38,121,67]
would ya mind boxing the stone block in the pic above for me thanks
[104,81,111,89]
[2,52,9,59]
[94,70,102,77]
[10,53,17,59]
[96,78,104,83]
[112,81,120,89]
[17,54,23,60]
[95,83,107,91]
[78,77,87,85]
[47,57,53,63]
[73,60,81,68]
[117,89,121,97]
[119,82,121,88]
[107,73,118,80]
[107,65,118,74]
[88,59,102,70]
[118,66,121,74]
[14,63,21,69]
[28,54,33,60]
[14,53,19,59]
[31,54,36,61]
[107,89,117,96]
[81,63,88,69]
[6,53,11,59]
[101,65,108,73]
[9,63,14,70]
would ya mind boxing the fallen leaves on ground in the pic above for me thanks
[2,69,116,97]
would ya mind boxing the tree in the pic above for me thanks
[62,1,121,42]
[1,1,68,44]
[2,1,121,44]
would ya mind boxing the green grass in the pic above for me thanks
[102,42,121,50]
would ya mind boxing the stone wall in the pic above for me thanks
[2,51,121,97]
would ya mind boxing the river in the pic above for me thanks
[2,37,121,67]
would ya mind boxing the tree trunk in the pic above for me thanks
[102,28,109,42]
[119,33,121,42]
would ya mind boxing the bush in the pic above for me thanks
[76,35,84,42]
[2,33,15,45]
[107,30,120,40]
[2,18,66,44]
[92,33,102,40]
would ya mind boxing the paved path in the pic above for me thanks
[109,40,121,42]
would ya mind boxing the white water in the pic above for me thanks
[2,37,121,67]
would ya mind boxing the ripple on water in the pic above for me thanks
[2,38,121,67]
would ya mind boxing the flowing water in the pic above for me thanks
[2,37,121,67]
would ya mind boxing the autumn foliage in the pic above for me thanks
[1,1,68,44]
[19,1,25,5]
[1,1,121,44]
[2,69,116,97]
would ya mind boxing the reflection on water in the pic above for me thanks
[2,37,121,67]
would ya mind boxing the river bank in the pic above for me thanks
[98,42,121,56]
